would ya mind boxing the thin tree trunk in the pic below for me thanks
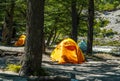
[51,31,60,45]
[71,0,78,42]
[46,28,54,46]
[87,0,94,54]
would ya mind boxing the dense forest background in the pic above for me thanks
[0,0,120,46]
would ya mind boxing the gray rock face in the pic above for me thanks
[101,10,120,34]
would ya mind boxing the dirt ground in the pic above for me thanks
[0,46,120,81]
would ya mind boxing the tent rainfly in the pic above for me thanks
[50,38,85,64]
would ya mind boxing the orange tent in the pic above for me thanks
[50,38,85,64]
[14,34,26,46]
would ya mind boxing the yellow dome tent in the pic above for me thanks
[50,38,85,64]
[14,34,26,46]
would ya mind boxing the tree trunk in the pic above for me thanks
[19,0,45,76]
[51,29,60,45]
[46,28,54,46]
[87,0,94,54]
[71,0,78,42]
[2,0,15,45]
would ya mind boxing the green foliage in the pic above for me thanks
[44,0,71,41]
[78,20,88,36]
[0,0,26,37]
[6,64,21,73]
[101,29,118,37]
[44,0,89,44]
[93,40,101,46]
[95,0,120,11]
[99,19,109,27]
[93,17,117,38]
[14,0,26,36]
[0,1,6,28]
[0,0,119,46]
[93,18,109,37]
[106,40,120,46]
[94,40,120,46]
[106,29,117,37]
[103,3,114,11]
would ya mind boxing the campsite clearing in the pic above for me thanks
[0,46,120,81]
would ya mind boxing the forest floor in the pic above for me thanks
[0,46,120,81]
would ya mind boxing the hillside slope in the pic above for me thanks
[101,9,120,34]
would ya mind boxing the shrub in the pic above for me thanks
[6,64,21,73]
